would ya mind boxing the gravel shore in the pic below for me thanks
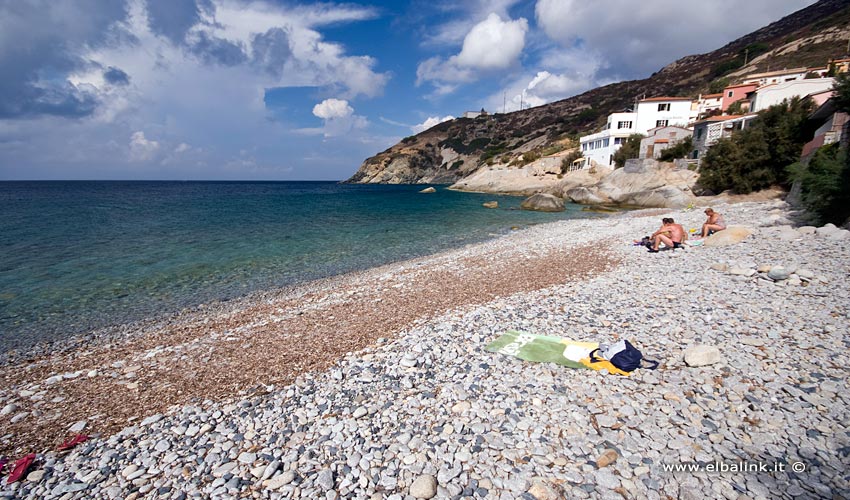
[2,198,849,500]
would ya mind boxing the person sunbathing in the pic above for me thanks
[701,208,726,237]
[648,218,686,253]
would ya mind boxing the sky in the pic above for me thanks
[0,0,818,180]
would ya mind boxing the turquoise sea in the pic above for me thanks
[0,181,603,353]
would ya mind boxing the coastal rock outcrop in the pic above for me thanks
[520,193,565,212]
[563,159,698,208]
[419,187,436,193]
[482,201,498,209]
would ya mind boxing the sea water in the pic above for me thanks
[0,181,603,353]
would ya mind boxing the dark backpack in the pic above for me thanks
[590,340,659,372]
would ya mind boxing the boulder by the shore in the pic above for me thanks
[419,187,436,193]
[520,193,565,212]
[563,159,698,209]
[482,201,498,209]
[702,226,752,247]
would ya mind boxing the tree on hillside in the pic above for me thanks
[612,134,644,168]
[788,73,850,225]
[832,73,850,112]
[698,97,813,193]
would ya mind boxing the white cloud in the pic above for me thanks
[174,143,191,153]
[534,0,816,78]
[411,115,454,134]
[129,131,159,161]
[416,13,528,92]
[455,14,527,70]
[312,98,354,119]
[421,0,522,47]
[312,98,367,137]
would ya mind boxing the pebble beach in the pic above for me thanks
[2,198,849,500]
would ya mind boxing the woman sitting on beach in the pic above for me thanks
[701,208,726,237]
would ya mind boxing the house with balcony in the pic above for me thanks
[697,93,723,118]
[691,114,758,161]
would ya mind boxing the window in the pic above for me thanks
[614,137,623,145]
[617,121,632,129]
[603,138,609,147]
[727,91,734,97]
[582,143,587,151]
[657,103,671,111]
[695,128,704,140]
[656,120,669,127]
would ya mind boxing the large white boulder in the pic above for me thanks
[520,193,565,212]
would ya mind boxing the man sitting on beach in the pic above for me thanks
[648,218,686,253]
[700,208,726,237]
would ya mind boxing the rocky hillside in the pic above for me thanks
[346,0,850,186]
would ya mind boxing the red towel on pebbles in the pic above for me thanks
[7,453,35,483]
[58,434,89,451]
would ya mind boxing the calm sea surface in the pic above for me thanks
[0,181,603,353]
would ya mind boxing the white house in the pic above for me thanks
[742,68,809,86]
[579,112,637,167]
[634,97,696,133]
[463,110,487,119]
[749,78,835,112]
[579,97,697,167]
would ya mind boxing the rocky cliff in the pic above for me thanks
[346,0,850,195]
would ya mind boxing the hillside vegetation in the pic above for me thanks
[347,0,850,185]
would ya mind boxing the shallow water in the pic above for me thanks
[0,181,603,352]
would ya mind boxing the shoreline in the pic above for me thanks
[0,215,623,457]
[0,207,609,367]
[2,197,849,499]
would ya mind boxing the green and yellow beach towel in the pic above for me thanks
[485,330,630,376]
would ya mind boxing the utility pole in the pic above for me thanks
[744,48,749,66]
[503,92,506,114]
[519,91,523,111]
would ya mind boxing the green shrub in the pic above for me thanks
[560,150,584,173]
[708,77,730,94]
[659,136,693,162]
[612,134,644,168]
[788,144,850,224]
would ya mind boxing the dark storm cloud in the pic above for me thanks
[251,28,293,77]
[145,0,213,44]
[190,31,248,66]
[0,0,127,119]
[103,66,130,86]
